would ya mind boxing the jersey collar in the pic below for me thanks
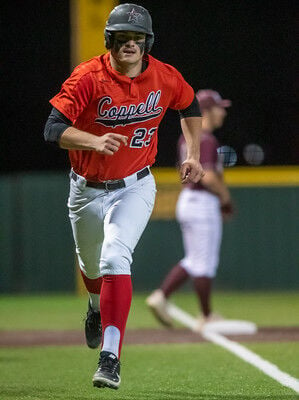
[103,53,153,83]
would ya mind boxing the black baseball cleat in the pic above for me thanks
[92,351,121,390]
[84,301,102,349]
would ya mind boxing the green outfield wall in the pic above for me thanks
[0,169,298,293]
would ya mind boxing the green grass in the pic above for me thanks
[1,292,299,399]
[0,291,299,331]
[247,342,299,378]
[0,344,299,400]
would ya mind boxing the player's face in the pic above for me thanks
[209,106,227,129]
[111,31,146,64]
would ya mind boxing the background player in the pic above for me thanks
[147,89,233,331]
[44,3,204,390]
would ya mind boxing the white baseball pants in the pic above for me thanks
[67,168,156,277]
[176,188,222,278]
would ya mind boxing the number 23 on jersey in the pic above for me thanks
[130,127,157,148]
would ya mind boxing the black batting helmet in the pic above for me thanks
[104,3,154,53]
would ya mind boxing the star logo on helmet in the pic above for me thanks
[127,8,143,24]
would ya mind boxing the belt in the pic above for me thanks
[71,167,150,191]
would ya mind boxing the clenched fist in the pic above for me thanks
[181,159,205,183]
[94,133,128,155]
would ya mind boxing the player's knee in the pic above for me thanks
[77,252,101,279]
[191,264,217,278]
[100,242,132,275]
[181,257,217,278]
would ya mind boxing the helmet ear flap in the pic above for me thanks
[104,30,113,49]
[145,33,154,53]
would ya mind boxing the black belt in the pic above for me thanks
[71,167,150,191]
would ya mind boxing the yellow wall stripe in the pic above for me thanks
[152,166,299,186]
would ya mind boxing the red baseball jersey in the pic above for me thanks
[178,130,223,190]
[50,53,194,181]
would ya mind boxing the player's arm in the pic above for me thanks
[59,126,127,155]
[178,96,204,183]
[201,170,234,218]
[44,107,127,155]
[201,170,231,204]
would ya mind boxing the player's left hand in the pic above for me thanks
[181,159,205,183]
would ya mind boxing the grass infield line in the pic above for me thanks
[202,330,299,394]
[167,302,299,394]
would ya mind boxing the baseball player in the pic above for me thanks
[147,89,233,331]
[44,3,204,390]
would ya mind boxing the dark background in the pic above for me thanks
[1,0,298,173]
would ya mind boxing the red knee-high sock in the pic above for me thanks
[80,270,102,294]
[100,275,132,358]
[160,263,189,298]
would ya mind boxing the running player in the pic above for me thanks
[44,3,204,390]
[146,89,233,331]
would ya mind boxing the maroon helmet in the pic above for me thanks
[196,89,232,111]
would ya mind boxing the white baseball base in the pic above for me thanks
[203,320,257,335]
[166,301,257,335]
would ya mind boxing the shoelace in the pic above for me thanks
[99,357,120,374]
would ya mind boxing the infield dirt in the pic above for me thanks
[0,327,298,347]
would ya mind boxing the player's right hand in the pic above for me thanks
[221,199,234,220]
[181,159,205,183]
[94,133,128,155]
